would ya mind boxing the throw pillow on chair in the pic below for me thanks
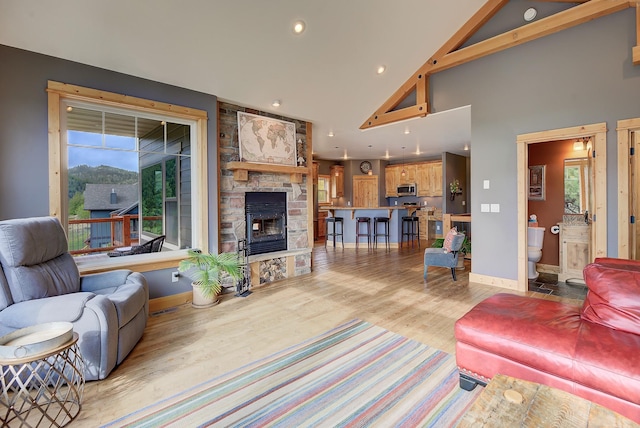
[443,227,459,253]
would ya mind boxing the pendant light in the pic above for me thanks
[401,146,406,178]
[367,145,373,175]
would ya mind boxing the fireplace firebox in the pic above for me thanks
[245,192,287,256]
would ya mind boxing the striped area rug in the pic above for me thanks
[104,319,482,427]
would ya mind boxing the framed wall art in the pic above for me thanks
[237,111,297,166]
[528,165,545,200]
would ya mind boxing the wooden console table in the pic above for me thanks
[458,374,636,427]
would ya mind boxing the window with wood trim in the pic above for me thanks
[47,81,209,269]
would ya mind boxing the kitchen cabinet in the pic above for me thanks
[353,175,379,207]
[386,160,443,197]
[330,165,344,198]
[558,223,591,282]
[416,164,430,196]
[317,210,328,240]
[385,165,400,197]
[426,162,443,196]
[401,164,417,184]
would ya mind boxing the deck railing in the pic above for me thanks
[68,215,160,255]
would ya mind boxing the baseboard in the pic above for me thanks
[537,263,560,274]
[469,273,520,291]
[149,291,191,313]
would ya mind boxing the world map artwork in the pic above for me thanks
[237,112,297,166]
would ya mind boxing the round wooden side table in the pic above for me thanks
[0,333,85,427]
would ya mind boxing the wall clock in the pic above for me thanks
[359,161,372,174]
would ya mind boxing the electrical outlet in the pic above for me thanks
[171,271,179,283]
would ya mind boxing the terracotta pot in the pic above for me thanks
[191,283,220,308]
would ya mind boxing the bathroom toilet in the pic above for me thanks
[527,227,545,280]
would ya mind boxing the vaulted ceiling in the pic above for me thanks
[1,1,632,162]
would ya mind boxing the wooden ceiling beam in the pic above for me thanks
[430,0,631,74]
[634,2,640,65]
[361,104,428,129]
[360,0,508,130]
[534,1,589,3]
[361,0,635,130]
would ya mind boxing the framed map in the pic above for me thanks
[237,112,297,166]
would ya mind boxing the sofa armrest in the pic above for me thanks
[80,269,134,293]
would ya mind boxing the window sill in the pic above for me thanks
[75,249,190,275]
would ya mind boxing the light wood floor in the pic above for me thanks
[77,243,581,425]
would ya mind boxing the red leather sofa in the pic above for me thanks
[455,258,640,423]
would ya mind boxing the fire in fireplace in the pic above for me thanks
[245,192,287,256]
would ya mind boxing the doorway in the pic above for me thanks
[617,117,640,259]
[516,123,608,292]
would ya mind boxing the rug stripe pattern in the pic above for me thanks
[104,319,481,427]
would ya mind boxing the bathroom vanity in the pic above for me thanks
[558,220,591,283]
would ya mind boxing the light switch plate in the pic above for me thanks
[483,180,490,189]
[490,203,500,213]
[481,204,490,212]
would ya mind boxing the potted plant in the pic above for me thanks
[178,249,243,308]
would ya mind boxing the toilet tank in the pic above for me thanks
[527,227,545,247]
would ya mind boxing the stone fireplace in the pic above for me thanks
[218,101,312,286]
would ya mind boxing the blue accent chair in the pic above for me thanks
[423,233,466,281]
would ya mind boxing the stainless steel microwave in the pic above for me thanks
[397,183,416,196]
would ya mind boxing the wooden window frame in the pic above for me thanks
[47,81,209,274]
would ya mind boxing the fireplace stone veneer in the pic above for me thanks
[218,101,312,285]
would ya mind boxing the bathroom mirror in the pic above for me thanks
[564,157,590,214]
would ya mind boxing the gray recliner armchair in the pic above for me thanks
[0,216,148,380]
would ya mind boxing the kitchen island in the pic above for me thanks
[318,206,420,248]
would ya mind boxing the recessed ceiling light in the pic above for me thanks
[293,20,306,34]
[404,129,410,135]
[271,100,281,107]
[464,144,470,151]
[328,131,334,137]
[524,7,537,22]
[377,65,386,75]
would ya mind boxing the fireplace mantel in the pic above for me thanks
[227,161,309,183]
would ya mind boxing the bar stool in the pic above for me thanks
[355,216,371,249]
[325,217,344,248]
[401,216,420,248]
[373,217,390,250]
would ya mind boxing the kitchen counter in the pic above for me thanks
[318,206,421,248]
[319,205,421,219]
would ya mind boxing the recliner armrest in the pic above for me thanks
[80,269,134,292]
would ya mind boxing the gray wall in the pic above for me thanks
[431,5,640,280]
[0,44,219,295]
